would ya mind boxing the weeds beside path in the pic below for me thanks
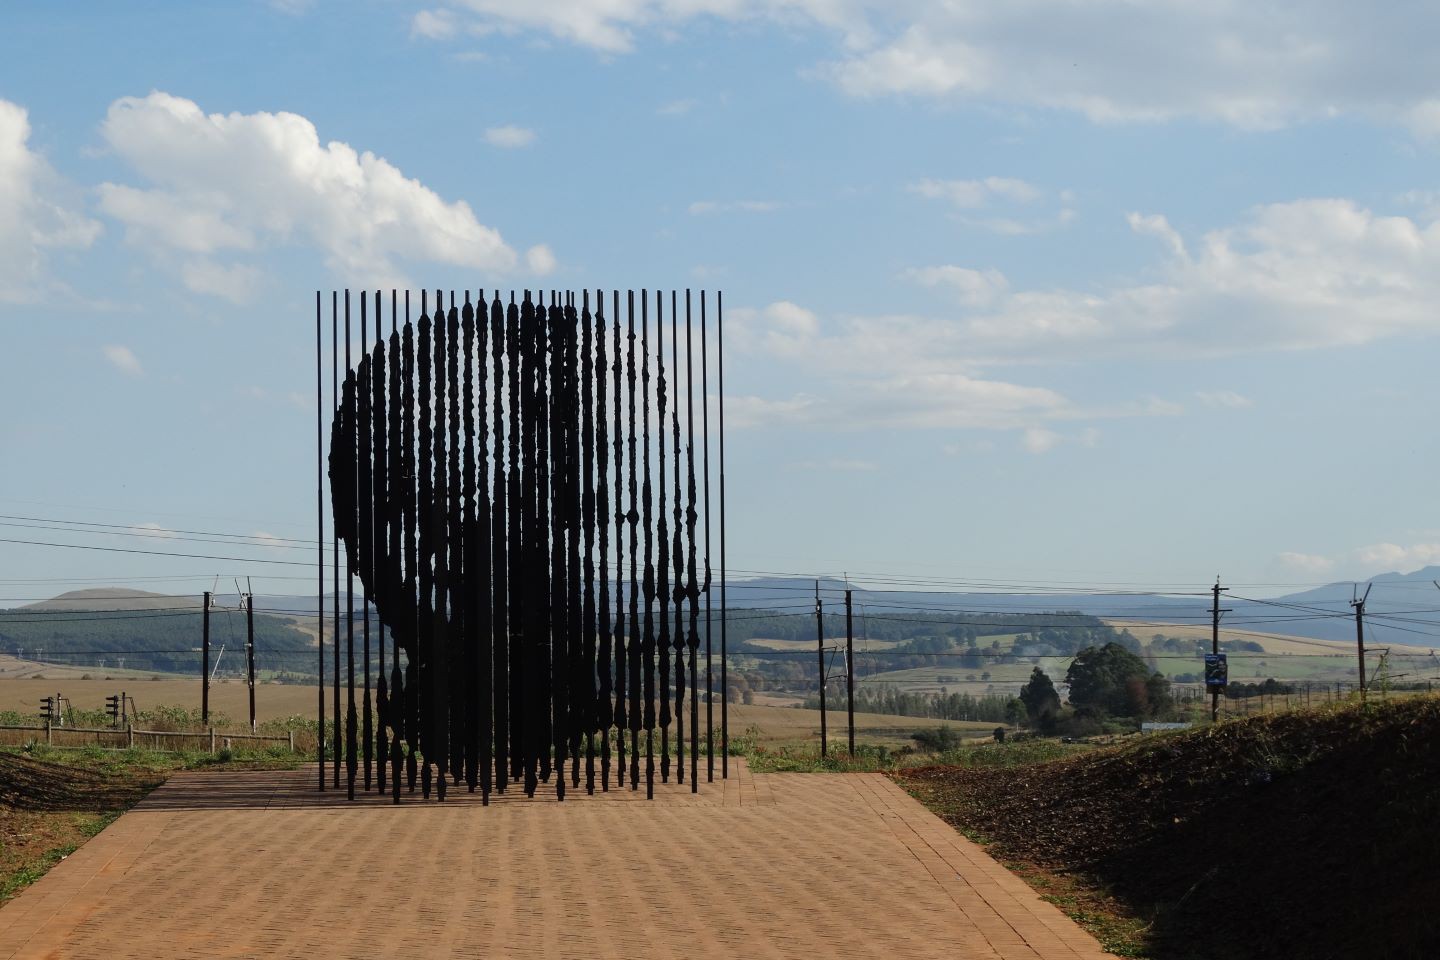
[0,742,304,907]
[900,699,1440,960]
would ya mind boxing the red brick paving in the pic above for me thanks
[0,760,1110,959]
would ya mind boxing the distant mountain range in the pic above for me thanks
[24,565,1440,648]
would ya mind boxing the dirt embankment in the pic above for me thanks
[903,699,1440,960]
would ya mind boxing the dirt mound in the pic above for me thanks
[902,698,1440,960]
[0,753,157,811]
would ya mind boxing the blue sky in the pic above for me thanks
[3,0,1440,598]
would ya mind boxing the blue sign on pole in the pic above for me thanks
[1205,653,1228,689]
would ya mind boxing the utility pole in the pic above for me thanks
[1352,583,1371,702]
[1211,578,1230,723]
[246,587,257,732]
[201,591,211,723]
[845,589,855,757]
[815,579,827,757]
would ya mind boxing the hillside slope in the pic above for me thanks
[903,700,1440,959]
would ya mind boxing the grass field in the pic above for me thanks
[0,677,992,747]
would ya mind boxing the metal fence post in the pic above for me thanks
[210,727,216,753]
[127,724,134,749]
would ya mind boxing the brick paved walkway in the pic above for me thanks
[0,760,1110,959]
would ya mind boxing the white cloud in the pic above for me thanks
[1196,390,1253,409]
[903,265,1007,307]
[1278,551,1334,574]
[411,3,1440,131]
[0,99,102,302]
[103,344,143,377]
[910,177,1039,209]
[910,177,1072,234]
[411,8,459,39]
[688,199,779,215]
[657,98,699,116]
[901,198,1440,363]
[1021,427,1061,454]
[484,124,536,148]
[1126,212,1186,259]
[525,243,557,275]
[181,260,262,303]
[1356,543,1440,570]
[97,92,525,294]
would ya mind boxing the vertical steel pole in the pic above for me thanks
[718,290,728,773]
[700,293,713,780]
[332,293,341,789]
[361,298,372,790]
[317,292,325,789]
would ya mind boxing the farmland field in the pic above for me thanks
[0,673,989,747]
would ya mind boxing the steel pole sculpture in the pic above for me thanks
[321,288,725,802]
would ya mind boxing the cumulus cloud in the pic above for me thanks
[484,124,536,148]
[410,2,1440,131]
[103,344,143,377]
[1355,543,1440,570]
[900,198,1440,363]
[525,243,557,275]
[1278,551,1334,574]
[96,92,526,293]
[0,99,102,302]
[903,266,1007,307]
[411,8,459,38]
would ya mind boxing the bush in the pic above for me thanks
[912,726,964,752]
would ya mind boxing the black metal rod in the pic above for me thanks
[685,291,701,791]
[671,290,685,785]
[360,293,372,791]
[613,289,626,789]
[332,292,341,789]
[597,290,612,791]
[700,292,713,780]
[718,290,728,773]
[345,290,357,800]
[656,290,671,784]
[317,292,325,789]
[318,286,723,804]
[374,291,386,794]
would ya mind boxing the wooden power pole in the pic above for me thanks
[845,589,855,757]
[815,580,826,757]
[202,590,211,723]
[246,589,257,731]
[1352,583,1371,702]
[1211,579,1229,722]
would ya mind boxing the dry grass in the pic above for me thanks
[0,678,320,722]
